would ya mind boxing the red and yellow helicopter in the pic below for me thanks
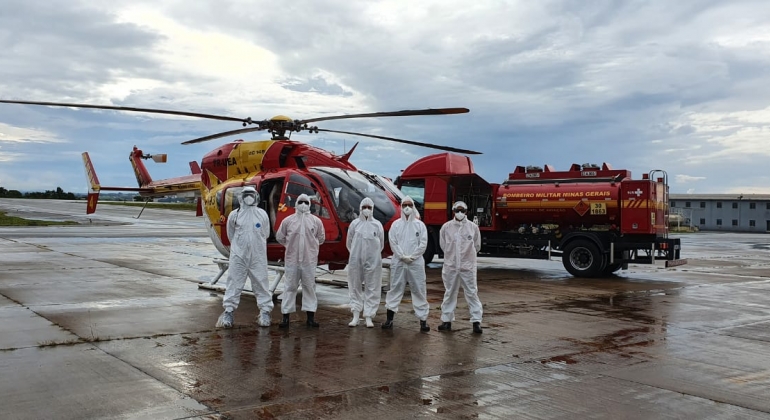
[0,99,479,268]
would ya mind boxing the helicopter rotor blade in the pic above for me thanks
[0,99,247,123]
[316,129,481,155]
[181,126,266,145]
[298,107,469,124]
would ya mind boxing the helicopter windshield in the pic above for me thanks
[311,167,397,225]
[358,169,405,203]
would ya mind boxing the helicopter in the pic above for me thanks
[1,99,480,269]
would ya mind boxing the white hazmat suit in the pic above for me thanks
[276,193,325,327]
[383,196,430,331]
[217,186,273,328]
[345,197,384,327]
[438,201,483,333]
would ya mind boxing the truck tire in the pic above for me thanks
[423,234,435,265]
[562,239,604,278]
[602,263,623,275]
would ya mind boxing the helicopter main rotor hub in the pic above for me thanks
[242,115,319,140]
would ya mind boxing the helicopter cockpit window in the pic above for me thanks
[222,186,244,217]
[311,167,396,225]
[284,174,330,219]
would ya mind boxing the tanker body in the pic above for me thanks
[396,153,686,277]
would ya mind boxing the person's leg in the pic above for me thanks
[407,262,431,332]
[281,265,300,314]
[439,268,461,331]
[347,265,363,326]
[222,256,247,312]
[298,264,318,312]
[248,263,274,327]
[408,262,430,321]
[440,270,461,322]
[362,264,382,325]
[460,271,483,334]
[217,255,247,328]
[299,264,319,327]
[384,263,406,313]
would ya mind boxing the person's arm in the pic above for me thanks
[275,216,288,245]
[226,210,237,241]
[259,211,271,240]
[315,217,325,245]
[439,223,448,252]
[414,222,429,258]
[388,221,404,259]
[378,222,385,252]
[346,220,358,251]
[473,224,481,253]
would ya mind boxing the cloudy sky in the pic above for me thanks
[2,0,770,194]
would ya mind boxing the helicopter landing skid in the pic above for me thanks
[198,260,393,294]
[198,259,286,297]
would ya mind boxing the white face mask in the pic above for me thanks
[297,203,310,213]
[454,211,466,221]
[402,206,413,216]
[243,195,256,206]
[362,209,372,218]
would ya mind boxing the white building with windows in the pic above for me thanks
[670,194,770,233]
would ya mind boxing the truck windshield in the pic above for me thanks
[398,179,425,212]
[311,167,396,225]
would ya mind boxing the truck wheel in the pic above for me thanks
[602,263,623,275]
[562,240,604,278]
[423,235,435,265]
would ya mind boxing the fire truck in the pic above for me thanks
[396,153,687,277]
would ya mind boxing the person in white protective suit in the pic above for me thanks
[382,196,430,332]
[345,197,385,328]
[438,201,483,334]
[216,186,273,329]
[275,193,326,328]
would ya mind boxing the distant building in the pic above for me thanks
[670,194,770,233]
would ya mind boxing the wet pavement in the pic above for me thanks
[1,198,770,419]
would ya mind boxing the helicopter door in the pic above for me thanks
[259,177,285,242]
[277,173,338,241]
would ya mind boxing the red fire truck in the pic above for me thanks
[396,153,687,277]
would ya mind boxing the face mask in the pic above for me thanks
[362,209,372,218]
[402,206,413,216]
[297,203,310,213]
[454,212,466,221]
[243,195,255,206]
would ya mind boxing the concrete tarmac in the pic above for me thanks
[1,198,770,419]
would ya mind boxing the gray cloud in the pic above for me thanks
[2,0,770,194]
[0,0,169,99]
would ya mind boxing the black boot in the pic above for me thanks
[420,320,430,332]
[472,322,483,334]
[437,321,452,331]
[278,313,290,329]
[381,309,394,329]
[306,311,319,328]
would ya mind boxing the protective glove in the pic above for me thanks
[401,255,415,264]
